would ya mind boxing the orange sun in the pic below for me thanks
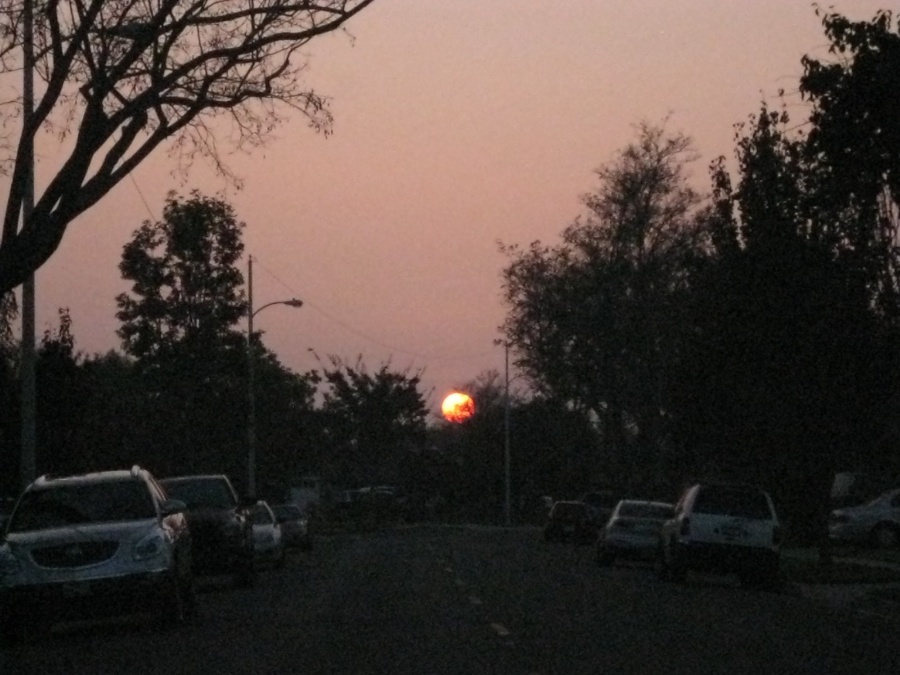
[441,392,475,423]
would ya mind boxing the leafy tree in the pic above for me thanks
[35,307,88,476]
[0,0,377,293]
[316,354,430,488]
[799,7,900,319]
[116,190,246,362]
[500,122,709,478]
[0,292,18,496]
[115,190,249,473]
[676,104,898,547]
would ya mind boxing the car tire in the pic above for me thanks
[870,523,900,549]
[596,546,615,566]
[657,542,685,582]
[158,572,187,627]
[2,609,47,646]
[234,554,256,588]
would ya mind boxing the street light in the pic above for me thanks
[247,255,303,499]
[494,338,512,526]
[503,341,511,526]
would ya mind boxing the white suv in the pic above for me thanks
[0,466,195,641]
[657,482,782,587]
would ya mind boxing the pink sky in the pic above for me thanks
[16,0,889,415]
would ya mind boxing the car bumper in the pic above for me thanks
[191,540,252,575]
[828,523,871,545]
[600,533,657,557]
[676,541,779,573]
[1,570,171,624]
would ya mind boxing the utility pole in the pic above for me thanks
[20,0,37,490]
[247,255,256,499]
[504,341,511,526]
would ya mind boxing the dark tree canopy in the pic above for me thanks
[116,190,246,361]
[316,354,430,486]
[500,122,708,463]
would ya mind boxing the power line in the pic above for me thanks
[252,257,496,363]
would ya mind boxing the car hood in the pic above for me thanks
[183,506,242,525]
[5,519,159,547]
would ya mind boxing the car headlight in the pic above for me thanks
[133,532,166,561]
[0,547,22,579]
[223,518,246,538]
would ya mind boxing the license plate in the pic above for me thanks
[719,525,747,539]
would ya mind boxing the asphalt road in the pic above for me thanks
[2,525,899,674]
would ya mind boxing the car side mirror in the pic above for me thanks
[160,498,187,516]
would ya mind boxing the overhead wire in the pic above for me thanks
[252,257,497,364]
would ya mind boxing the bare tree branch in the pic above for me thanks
[0,0,377,292]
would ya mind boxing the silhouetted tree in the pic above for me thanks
[317,355,430,488]
[675,104,898,548]
[0,0,377,293]
[115,191,249,472]
[500,122,709,480]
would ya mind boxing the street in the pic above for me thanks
[2,525,899,674]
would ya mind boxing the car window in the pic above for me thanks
[162,478,236,508]
[693,486,772,519]
[552,502,586,518]
[251,506,274,525]
[8,481,155,532]
[273,505,302,520]
[618,502,673,519]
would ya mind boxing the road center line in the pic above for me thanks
[491,622,511,637]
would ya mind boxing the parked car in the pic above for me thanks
[159,474,256,587]
[597,499,674,566]
[0,466,195,642]
[0,496,15,532]
[272,503,312,551]
[544,500,596,544]
[581,490,618,528]
[657,482,781,587]
[829,487,900,549]
[250,501,286,568]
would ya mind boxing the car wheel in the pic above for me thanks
[182,571,200,618]
[158,572,187,627]
[870,523,900,549]
[657,542,684,582]
[596,545,615,567]
[655,544,672,581]
[2,608,48,646]
[234,554,256,588]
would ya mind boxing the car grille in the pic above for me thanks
[31,541,120,568]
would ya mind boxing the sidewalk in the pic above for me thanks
[783,548,900,619]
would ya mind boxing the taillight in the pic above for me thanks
[679,517,690,537]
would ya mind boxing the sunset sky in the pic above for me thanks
[14,0,889,416]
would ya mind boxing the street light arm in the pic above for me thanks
[251,298,303,319]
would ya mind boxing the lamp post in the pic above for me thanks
[494,338,513,526]
[503,341,511,527]
[246,255,303,499]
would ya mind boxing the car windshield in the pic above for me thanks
[273,505,302,520]
[8,480,155,532]
[251,506,274,525]
[617,502,673,519]
[162,478,236,509]
[693,487,772,519]
[552,502,586,518]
